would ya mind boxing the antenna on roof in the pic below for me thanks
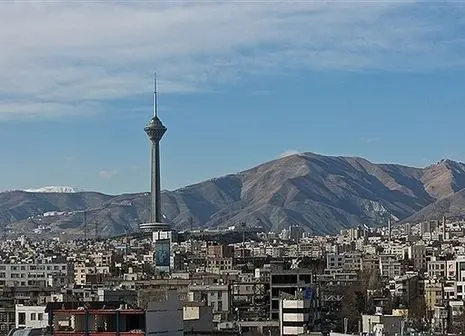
[153,72,158,117]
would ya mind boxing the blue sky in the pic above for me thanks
[0,1,465,195]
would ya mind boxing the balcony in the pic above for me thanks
[46,302,145,336]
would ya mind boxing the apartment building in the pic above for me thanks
[90,253,113,267]
[424,280,443,320]
[362,256,380,271]
[269,262,314,320]
[205,258,233,274]
[207,244,234,259]
[326,253,362,271]
[188,284,230,316]
[409,243,427,271]
[379,255,402,278]
[0,300,15,336]
[74,263,110,285]
[428,260,446,279]
[0,263,73,287]
[388,273,419,307]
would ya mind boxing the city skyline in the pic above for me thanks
[1,1,465,195]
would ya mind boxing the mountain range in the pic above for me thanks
[23,186,83,193]
[2,152,465,239]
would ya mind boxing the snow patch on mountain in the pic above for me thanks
[24,186,83,193]
[360,199,399,221]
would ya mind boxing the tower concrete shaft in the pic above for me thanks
[151,139,161,223]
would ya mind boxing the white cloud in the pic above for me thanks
[279,149,300,158]
[98,170,118,179]
[0,1,464,118]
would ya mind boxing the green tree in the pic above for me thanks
[409,294,427,331]
[340,280,366,332]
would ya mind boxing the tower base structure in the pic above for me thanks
[148,225,177,273]
[140,222,170,232]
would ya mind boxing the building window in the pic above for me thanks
[18,313,26,325]
[38,313,43,321]
[31,313,36,321]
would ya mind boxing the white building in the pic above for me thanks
[279,296,312,336]
[188,285,230,313]
[15,305,48,329]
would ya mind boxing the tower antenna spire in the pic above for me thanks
[153,72,158,117]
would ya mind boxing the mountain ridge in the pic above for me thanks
[2,152,465,238]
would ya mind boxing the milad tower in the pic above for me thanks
[140,73,174,273]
